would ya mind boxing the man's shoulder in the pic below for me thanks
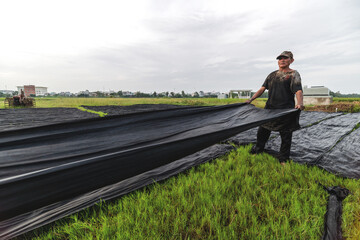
[267,70,278,78]
[270,70,278,74]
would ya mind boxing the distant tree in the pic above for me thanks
[13,91,18,96]
[170,92,175,97]
[117,91,123,97]
[95,91,105,97]
[174,93,182,98]
[153,91,157,97]
[181,90,186,97]
[135,91,142,97]
[193,92,199,98]
[165,91,169,97]
[330,91,342,97]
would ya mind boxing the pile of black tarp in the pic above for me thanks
[0,103,299,239]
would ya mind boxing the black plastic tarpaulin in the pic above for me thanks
[0,103,298,239]
[264,112,360,176]
[318,126,360,179]
[0,108,98,131]
[227,111,343,146]
[321,185,350,240]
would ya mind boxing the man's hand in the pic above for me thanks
[295,104,305,110]
[246,87,266,104]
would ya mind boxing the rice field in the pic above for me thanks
[1,97,267,109]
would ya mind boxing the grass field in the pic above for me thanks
[2,96,360,112]
[3,97,360,239]
[1,97,266,109]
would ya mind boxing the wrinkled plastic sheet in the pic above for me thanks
[82,104,197,116]
[319,126,360,179]
[0,103,297,239]
[299,111,342,127]
[0,144,234,239]
[265,113,360,167]
[0,108,98,131]
[226,111,342,146]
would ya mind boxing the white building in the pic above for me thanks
[303,86,330,96]
[35,86,48,96]
[217,93,228,99]
[17,85,48,96]
[299,86,333,105]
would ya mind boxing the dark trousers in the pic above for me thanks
[256,126,293,162]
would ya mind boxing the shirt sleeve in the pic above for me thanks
[262,73,271,89]
[290,71,303,93]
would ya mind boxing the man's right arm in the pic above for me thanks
[246,86,266,104]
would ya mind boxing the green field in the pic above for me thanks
[0,97,267,109]
[3,97,359,239]
[2,96,360,112]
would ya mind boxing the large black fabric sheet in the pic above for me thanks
[226,111,342,146]
[265,113,360,165]
[82,104,195,116]
[319,126,360,179]
[0,108,98,131]
[0,103,297,239]
[0,144,234,239]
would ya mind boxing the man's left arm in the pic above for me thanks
[295,90,305,110]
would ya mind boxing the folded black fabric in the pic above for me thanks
[321,185,350,240]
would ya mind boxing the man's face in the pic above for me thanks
[277,56,294,68]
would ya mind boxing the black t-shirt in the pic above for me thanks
[262,70,303,109]
[261,70,302,131]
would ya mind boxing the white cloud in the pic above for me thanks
[0,0,359,93]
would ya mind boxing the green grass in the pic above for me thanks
[1,97,267,109]
[77,106,108,117]
[333,97,360,102]
[19,145,360,240]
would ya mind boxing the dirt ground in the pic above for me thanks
[306,102,360,113]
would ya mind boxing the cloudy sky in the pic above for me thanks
[0,0,359,94]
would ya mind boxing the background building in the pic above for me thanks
[17,85,48,97]
[299,86,332,105]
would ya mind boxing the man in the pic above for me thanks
[246,51,304,164]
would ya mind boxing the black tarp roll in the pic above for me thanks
[320,185,350,240]
[0,103,298,238]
